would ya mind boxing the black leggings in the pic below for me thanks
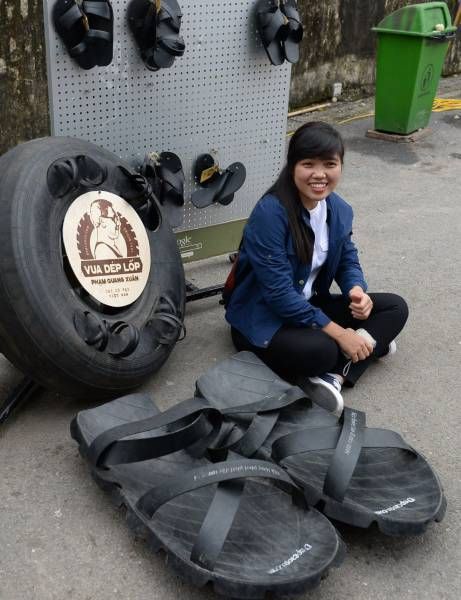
[231,293,409,386]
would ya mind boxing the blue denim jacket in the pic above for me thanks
[225,192,367,347]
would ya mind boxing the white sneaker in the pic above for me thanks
[388,340,397,355]
[301,373,344,416]
[380,339,397,359]
[355,329,396,359]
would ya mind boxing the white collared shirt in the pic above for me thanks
[303,200,329,300]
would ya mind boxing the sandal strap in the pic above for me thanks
[137,457,304,570]
[85,29,112,43]
[136,458,303,517]
[70,29,111,56]
[272,408,417,502]
[190,479,244,570]
[158,164,184,202]
[258,7,289,44]
[158,0,183,31]
[223,385,306,415]
[283,1,303,42]
[58,3,85,31]
[283,1,302,26]
[158,34,185,56]
[228,412,279,457]
[82,1,112,20]
[205,387,307,458]
[135,3,157,48]
[161,181,184,206]
[87,395,219,466]
[70,38,91,56]
[323,408,366,501]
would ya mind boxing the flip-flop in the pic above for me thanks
[53,0,96,70]
[71,393,345,598]
[281,0,303,64]
[196,351,447,536]
[191,156,246,209]
[256,0,290,66]
[81,0,114,66]
[215,163,247,206]
[190,154,220,208]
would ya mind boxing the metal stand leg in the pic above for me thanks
[0,376,42,424]
[185,252,235,303]
[186,280,224,303]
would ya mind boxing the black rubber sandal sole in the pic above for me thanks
[196,351,447,536]
[71,393,345,598]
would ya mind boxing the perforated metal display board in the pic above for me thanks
[43,0,291,261]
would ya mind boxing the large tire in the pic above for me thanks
[0,137,185,398]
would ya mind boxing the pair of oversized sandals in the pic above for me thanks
[72,351,446,599]
[53,0,185,71]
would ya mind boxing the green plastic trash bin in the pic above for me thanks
[372,2,456,134]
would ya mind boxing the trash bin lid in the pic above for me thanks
[372,1,457,38]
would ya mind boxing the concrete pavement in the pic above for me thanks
[1,77,460,600]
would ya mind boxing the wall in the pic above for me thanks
[291,0,461,106]
[0,0,49,154]
[0,1,460,152]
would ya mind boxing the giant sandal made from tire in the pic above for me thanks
[0,137,185,398]
[196,352,447,536]
[71,393,345,598]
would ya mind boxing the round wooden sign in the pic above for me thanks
[63,190,151,307]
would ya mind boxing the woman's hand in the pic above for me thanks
[322,322,374,363]
[336,328,374,362]
[349,286,373,320]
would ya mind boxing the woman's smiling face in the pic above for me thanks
[293,154,342,210]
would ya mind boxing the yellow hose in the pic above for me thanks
[286,97,461,135]
[432,97,461,111]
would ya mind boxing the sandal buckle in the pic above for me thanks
[81,13,89,32]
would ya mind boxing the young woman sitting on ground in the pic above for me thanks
[225,121,408,414]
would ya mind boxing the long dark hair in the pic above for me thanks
[268,121,345,264]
